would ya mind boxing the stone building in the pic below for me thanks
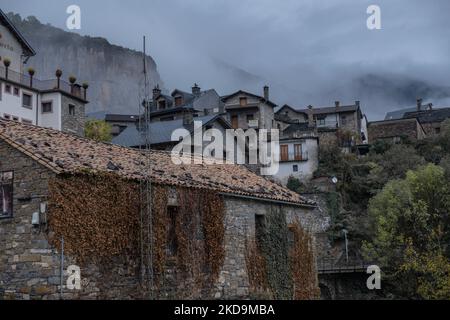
[222,87,277,130]
[0,119,325,300]
[368,117,427,144]
[275,101,368,145]
[0,8,88,136]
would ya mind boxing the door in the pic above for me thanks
[294,144,302,160]
[231,115,239,129]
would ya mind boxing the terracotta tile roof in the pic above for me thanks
[0,119,314,207]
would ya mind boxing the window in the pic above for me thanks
[69,104,75,116]
[435,127,441,134]
[12,116,19,121]
[22,93,32,109]
[21,118,32,124]
[13,87,19,96]
[255,214,265,249]
[280,145,289,161]
[293,165,299,172]
[5,84,11,94]
[174,96,183,107]
[246,114,254,122]
[158,100,166,110]
[294,144,302,161]
[0,171,14,218]
[287,225,295,248]
[239,97,248,106]
[341,115,347,125]
[3,114,11,120]
[317,117,326,126]
[167,206,178,256]
[42,101,53,113]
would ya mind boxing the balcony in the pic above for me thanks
[0,66,85,100]
[280,150,309,162]
[316,120,338,129]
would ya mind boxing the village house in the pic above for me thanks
[367,117,427,144]
[275,101,368,146]
[0,9,88,136]
[104,114,139,137]
[111,113,232,154]
[0,119,326,300]
[222,87,277,130]
[276,123,319,184]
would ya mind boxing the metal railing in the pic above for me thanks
[0,66,83,99]
[280,150,309,162]
[317,258,369,274]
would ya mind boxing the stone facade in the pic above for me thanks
[0,139,321,300]
[61,94,86,136]
[368,118,426,143]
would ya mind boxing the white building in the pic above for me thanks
[0,9,88,135]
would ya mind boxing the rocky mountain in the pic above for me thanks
[7,13,164,115]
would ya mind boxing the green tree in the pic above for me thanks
[84,120,112,142]
[363,164,450,298]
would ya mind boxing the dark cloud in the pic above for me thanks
[2,0,450,119]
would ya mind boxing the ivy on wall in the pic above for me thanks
[47,173,225,299]
[246,205,319,300]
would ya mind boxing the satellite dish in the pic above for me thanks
[331,176,338,184]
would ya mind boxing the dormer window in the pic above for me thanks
[240,97,248,107]
[174,96,183,107]
[158,100,166,110]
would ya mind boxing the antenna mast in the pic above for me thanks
[139,35,154,299]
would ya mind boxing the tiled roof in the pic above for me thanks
[0,119,314,206]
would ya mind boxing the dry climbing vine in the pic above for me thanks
[289,220,320,300]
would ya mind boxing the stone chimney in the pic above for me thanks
[355,101,360,108]
[183,111,194,126]
[192,83,201,97]
[263,86,270,101]
[153,84,161,100]
[428,103,433,111]
[417,98,423,111]
[335,101,340,109]
[307,105,314,127]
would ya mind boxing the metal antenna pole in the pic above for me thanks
[138,35,154,299]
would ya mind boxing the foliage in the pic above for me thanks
[363,164,450,298]
[289,220,320,300]
[84,119,113,142]
[246,207,319,300]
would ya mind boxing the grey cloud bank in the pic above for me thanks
[2,0,450,119]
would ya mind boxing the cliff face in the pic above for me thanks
[7,13,164,115]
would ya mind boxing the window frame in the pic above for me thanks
[280,145,289,162]
[68,104,76,116]
[41,101,53,114]
[5,84,12,94]
[22,92,33,109]
[0,170,14,219]
[294,144,302,161]
[239,97,248,107]
[174,96,183,107]
[13,87,20,97]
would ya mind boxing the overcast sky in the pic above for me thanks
[2,0,450,119]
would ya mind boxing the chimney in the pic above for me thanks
[428,103,433,111]
[153,84,161,100]
[355,101,360,108]
[263,86,269,101]
[307,105,314,127]
[192,83,201,97]
[335,101,340,109]
[417,98,423,111]
[183,111,194,126]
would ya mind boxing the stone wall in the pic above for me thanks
[368,118,423,143]
[61,94,86,136]
[1,139,322,300]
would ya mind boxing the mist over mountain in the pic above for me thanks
[7,13,164,115]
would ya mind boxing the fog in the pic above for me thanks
[2,0,450,119]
